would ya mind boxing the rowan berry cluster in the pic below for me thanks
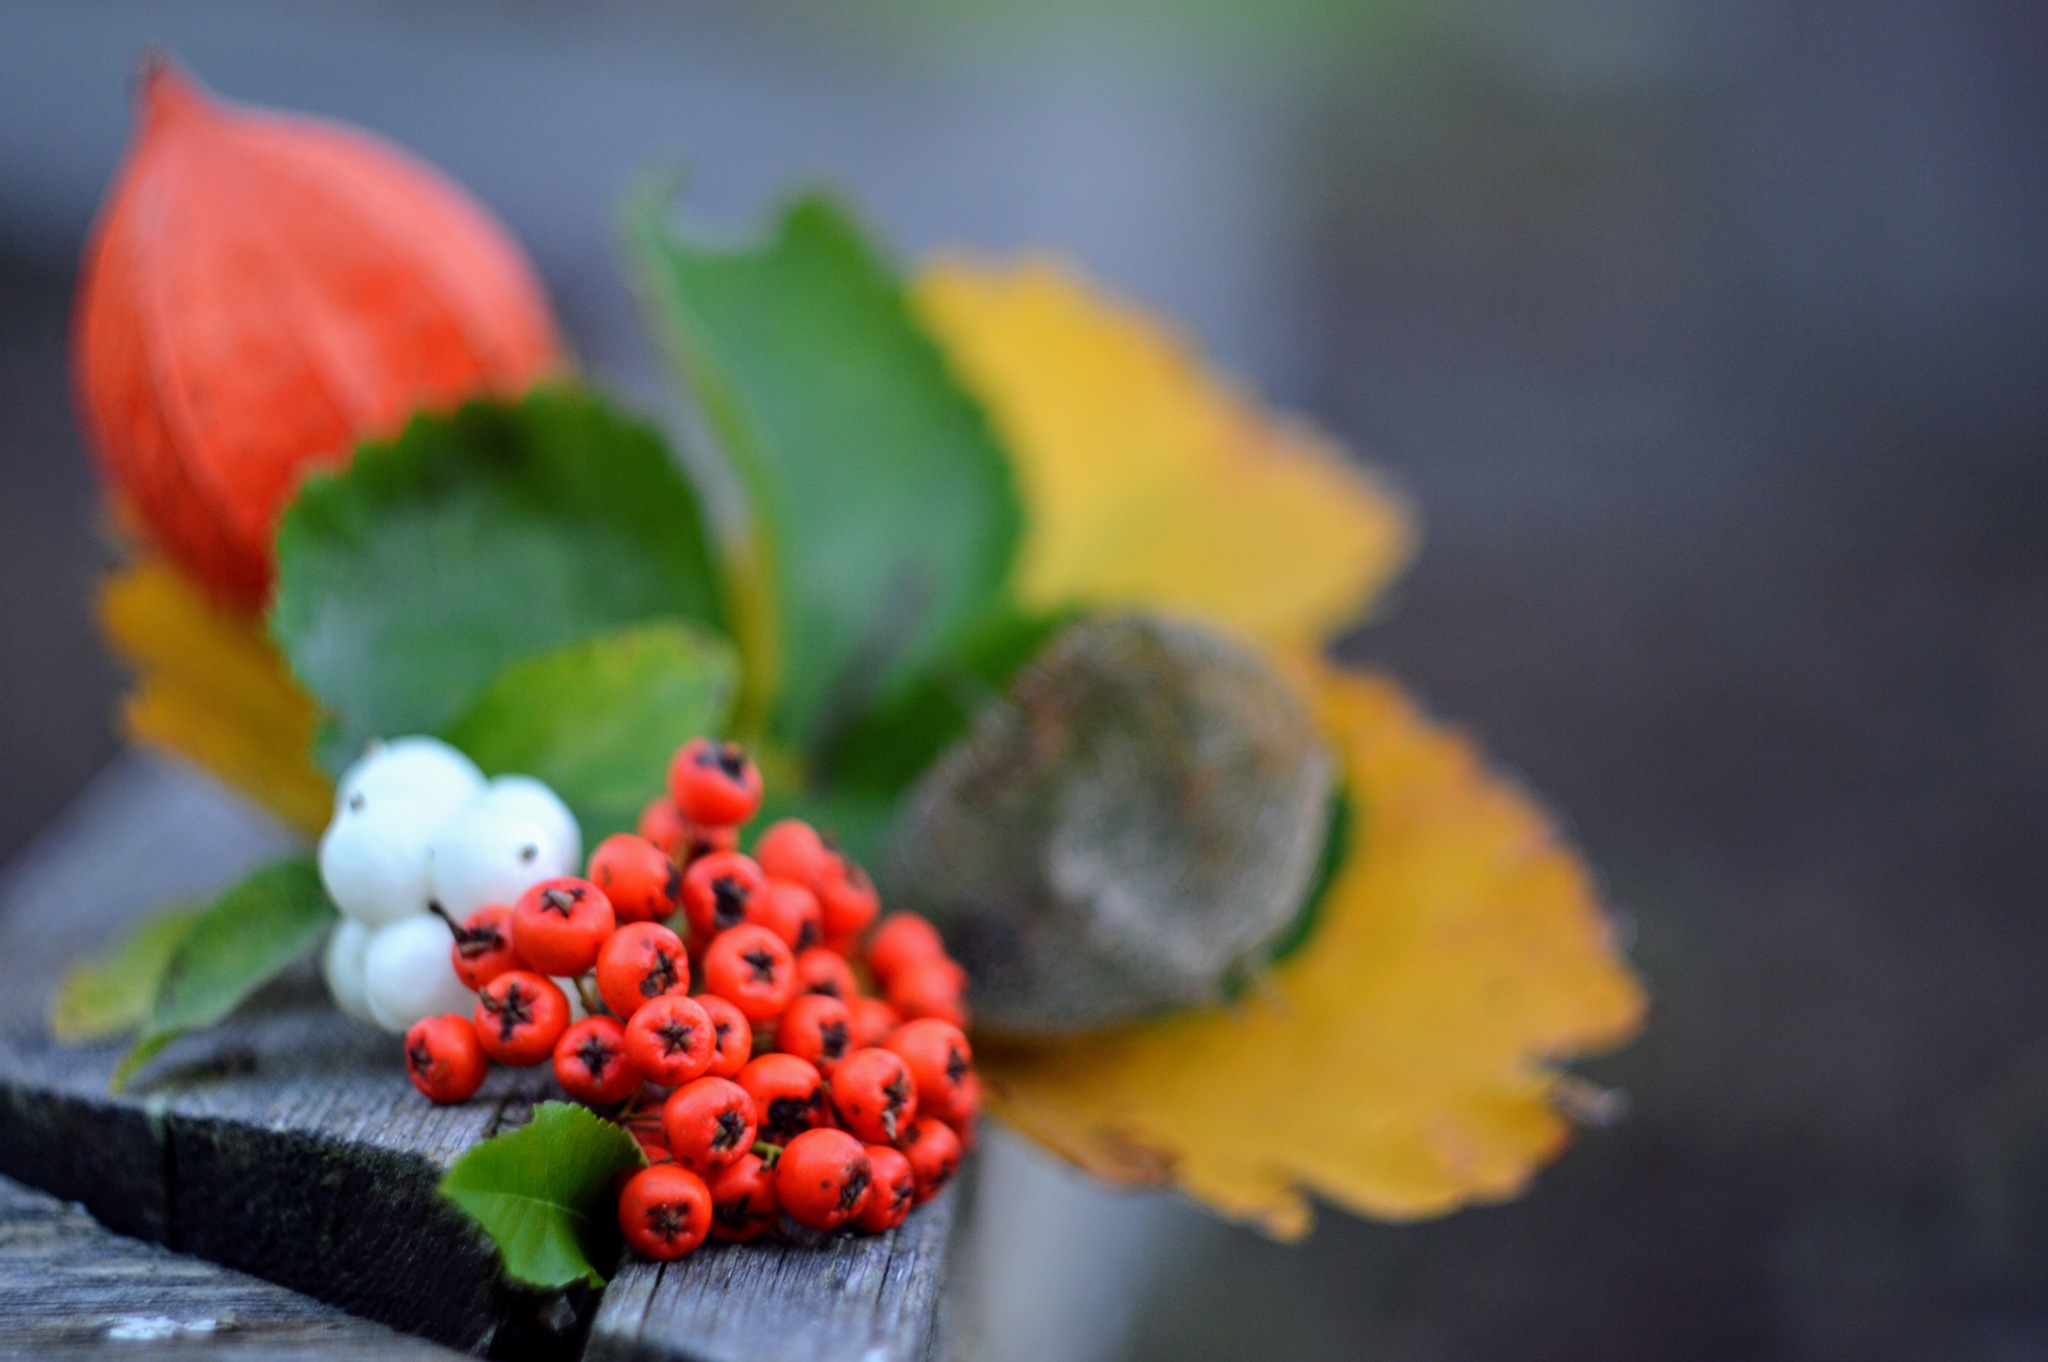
[380,735,977,1261]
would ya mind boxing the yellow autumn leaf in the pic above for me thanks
[99,558,332,836]
[912,256,1415,647]
[978,663,1646,1238]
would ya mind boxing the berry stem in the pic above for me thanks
[751,1139,784,1166]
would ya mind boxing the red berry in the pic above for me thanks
[696,993,753,1078]
[662,1076,757,1175]
[631,1126,672,1165]
[637,795,688,859]
[776,994,855,1075]
[898,1117,961,1203]
[941,1072,981,1149]
[639,798,739,862]
[830,1047,918,1144]
[473,971,571,1067]
[594,921,689,1021]
[553,1016,640,1105]
[702,924,795,1022]
[752,878,822,952]
[737,1053,826,1146]
[865,913,946,986]
[680,851,767,939]
[754,819,832,889]
[855,1144,916,1233]
[793,947,858,1003]
[588,833,681,925]
[404,1014,487,1103]
[817,860,880,942]
[706,1152,779,1241]
[510,876,615,977]
[775,1127,871,1231]
[886,958,968,1028]
[618,1163,711,1260]
[882,1018,972,1119]
[623,995,716,1086]
[446,903,520,990]
[848,996,901,1049]
[668,738,762,827]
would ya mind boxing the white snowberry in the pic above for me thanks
[362,915,476,1034]
[478,775,581,870]
[317,795,442,927]
[321,920,378,1027]
[427,802,564,919]
[334,736,485,821]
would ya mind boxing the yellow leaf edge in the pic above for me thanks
[976,660,1647,1240]
[97,557,332,837]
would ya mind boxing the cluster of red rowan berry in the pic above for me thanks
[398,737,977,1260]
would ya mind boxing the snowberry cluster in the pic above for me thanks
[316,737,581,1034]
[376,735,978,1260]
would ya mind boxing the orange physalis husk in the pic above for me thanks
[73,56,565,613]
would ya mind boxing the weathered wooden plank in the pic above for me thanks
[585,1184,960,1362]
[0,1172,464,1359]
[0,754,963,1362]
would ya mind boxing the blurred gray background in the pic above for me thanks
[3,2,2045,1359]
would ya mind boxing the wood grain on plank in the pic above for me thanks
[0,1172,463,1359]
[587,1186,958,1362]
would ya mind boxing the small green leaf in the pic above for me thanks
[444,621,738,842]
[50,905,203,1042]
[114,860,336,1089]
[440,1101,646,1290]
[272,384,724,773]
[627,186,1022,756]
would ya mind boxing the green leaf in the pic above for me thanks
[115,859,337,1088]
[49,905,203,1042]
[627,186,1023,756]
[440,1101,646,1290]
[444,621,738,842]
[272,384,725,773]
[820,604,1075,797]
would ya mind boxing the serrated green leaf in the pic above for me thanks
[444,621,738,842]
[49,905,203,1042]
[115,859,336,1089]
[626,186,1022,756]
[440,1101,646,1290]
[272,384,725,773]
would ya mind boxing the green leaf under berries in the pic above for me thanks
[439,1101,646,1291]
[49,903,204,1042]
[272,384,725,774]
[444,621,738,841]
[626,186,1023,757]
[114,859,336,1089]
